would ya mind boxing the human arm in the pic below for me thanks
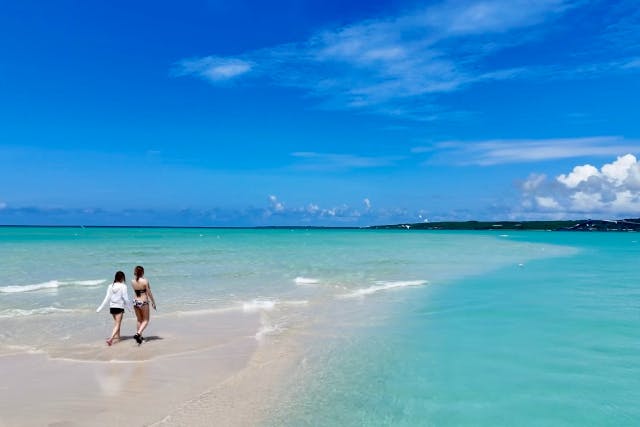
[147,282,157,310]
[122,284,133,312]
[96,286,110,312]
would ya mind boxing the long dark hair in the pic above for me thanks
[113,271,125,284]
[134,265,144,281]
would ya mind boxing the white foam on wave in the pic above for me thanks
[0,279,106,293]
[69,279,106,286]
[280,300,309,306]
[170,307,237,317]
[0,307,75,318]
[0,280,60,293]
[338,280,428,299]
[168,299,309,318]
[294,277,320,285]
[242,299,276,312]
[255,323,283,341]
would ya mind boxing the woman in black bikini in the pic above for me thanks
[131,265,156,345]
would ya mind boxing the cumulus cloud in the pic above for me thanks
[520,154,640,216]
[535,196,561,209]
[253,195,432,225]
[268,195,285,212]
[556,164,600,188]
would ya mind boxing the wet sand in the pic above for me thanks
[0,310,305,427]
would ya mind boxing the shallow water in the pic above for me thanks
[2,227,638,425]
[267,232,640,426]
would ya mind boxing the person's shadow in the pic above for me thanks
[119,335,164,343]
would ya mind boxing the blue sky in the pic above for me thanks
[1,0,639,226]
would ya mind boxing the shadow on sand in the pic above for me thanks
[117,335,164,343]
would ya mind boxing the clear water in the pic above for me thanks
[1,227,638,425]
[269,232,640,426]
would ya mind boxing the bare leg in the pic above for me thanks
[107,312,123,346]
[136,304,150,336]
[134,306,144,334]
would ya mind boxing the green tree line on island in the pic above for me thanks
[369,219,640,231]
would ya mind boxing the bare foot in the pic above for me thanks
[106,338,113,346]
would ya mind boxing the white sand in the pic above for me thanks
[0,310,306,427]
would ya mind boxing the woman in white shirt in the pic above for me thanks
[97,271,133,346]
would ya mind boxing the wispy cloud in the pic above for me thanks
[415,136,640,165]
[290,152,401,170]
[174,56,253,82]
[174,0,587,118]
[597,0,640,54]
[420,0,571,36]
[519,154,640,216]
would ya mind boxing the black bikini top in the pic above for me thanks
[134,288,147,297]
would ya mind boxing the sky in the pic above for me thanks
[0,0,639,226]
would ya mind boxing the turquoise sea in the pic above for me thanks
[1,227,639,425]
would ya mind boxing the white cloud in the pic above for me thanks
[557,164,599,188]
[291,152,400,169]
[268,194,285,212]
[174,0,579,117]
[422,0,571,36]
[363,198,371,209]
[418,136,640,165]
[521,154,640,216]
[522,173,546,191]
[535,196,561,209]
[601,154,637,185]
[569,191,604,211]
[174,56,253,82]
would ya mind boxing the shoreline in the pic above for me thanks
[0,309,309,427]
[0,230,584,426]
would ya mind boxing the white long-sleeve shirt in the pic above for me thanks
[96,282,133,312]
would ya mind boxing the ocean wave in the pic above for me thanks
[69,279,106,286]
[0,307,75,318]
[280,300,309,306]
[0,279,106,293]
[166,299,309,318]
[0,280,60,293]
[294,277,320,285]
[255,323,283,341]
[338,280,428,298]
[170,307,237,317]
[241,299,308,313]
[242,299,277,312]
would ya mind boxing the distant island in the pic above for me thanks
[2,219,640,231]
[369,218,640,231]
